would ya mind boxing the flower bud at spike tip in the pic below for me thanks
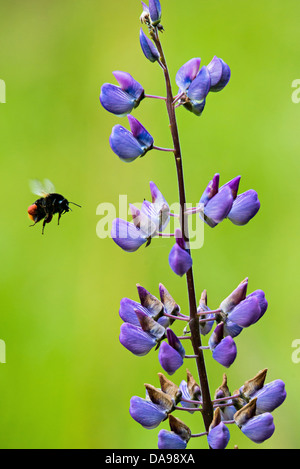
[149,0,162,26]
[168,229,193,277]
[139,29,160,63]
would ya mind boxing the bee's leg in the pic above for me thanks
[42,218,47,235]
[57,211,62,225]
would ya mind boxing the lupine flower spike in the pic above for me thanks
[100,0,286,450]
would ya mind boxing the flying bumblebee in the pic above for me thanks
[28,179,81,234]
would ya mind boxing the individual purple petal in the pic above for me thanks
[240,413,275,443]
[128,115,154,148]
[158,341,184,375]
[109,125,146,162]
[158,430,187,449]
[112,71,144,102]
[203,185,234,227]
[212,336,237,368]
[209,58,231,92]
[119,298,150,325]
[175,58,201,92]
[227,189,260,226]
[166,328,185,358]
[199,173,220,206]
[119,323,156,356]
[139,28,160,63]
[111,218,147,252]
[219,175,241,200]
[247,290,268,322]
[207,422,230,449]
[187,66,211,101]
[141,2,149,14]
[100,84,136,116]
[223,319,243,338]
[149,0,162,25]
[206,56,223,87]
[168,230,193,276]
[228,296,261,328]
[129,396,167,429]
[253,380,287,414]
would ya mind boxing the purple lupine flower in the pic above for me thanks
[129,396,168,429]
[119,310,165,356]
[158,429,187,449]
[227,190,260,226]
[207,421,230,449]
[248,380,287,414]
[148,0,162,25]
[199,174,234,227]
[168,229,193,276]
[100,71,144,116]
[109,115,154,162]
[240,412,275,444]
[139,28,160,63]
[199,174,260,228]
[158,329,185,375]
[207,56,231,92]
[209,322,237,368]
[227,295,262,328]
[175,58,210,116]
[111,182,170,252]
[220,280,268,333]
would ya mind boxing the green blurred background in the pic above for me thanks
[0,0,299,449]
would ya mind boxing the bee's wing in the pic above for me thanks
[43,179,56,194]
[29,179,55,197]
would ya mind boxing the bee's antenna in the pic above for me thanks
[69,202,82,208]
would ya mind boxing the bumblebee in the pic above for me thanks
[28,179,81,234]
